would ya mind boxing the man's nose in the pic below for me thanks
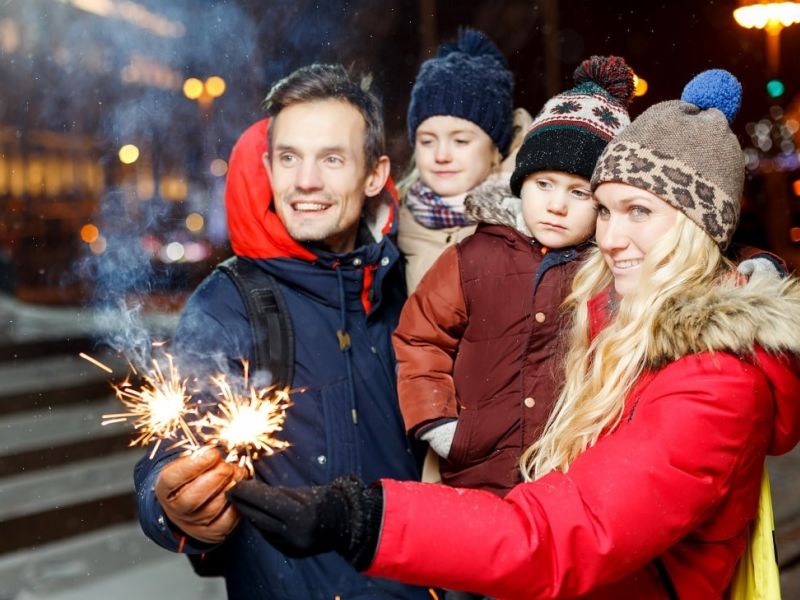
[295,161,323,191]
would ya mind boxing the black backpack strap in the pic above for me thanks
[185,257,294,579]
[217,256,295,388]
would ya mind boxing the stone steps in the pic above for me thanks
[0,523,224,600]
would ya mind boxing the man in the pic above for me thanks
[134,64,429,599]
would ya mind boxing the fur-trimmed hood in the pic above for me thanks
[464,173,532,237]
[590,270,800,455]
[648,271,800,365]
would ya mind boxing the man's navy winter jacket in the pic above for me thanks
[134,119,429,600]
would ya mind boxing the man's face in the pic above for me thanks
[265,99,387,253]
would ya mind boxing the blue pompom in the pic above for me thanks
[680,69,742,124]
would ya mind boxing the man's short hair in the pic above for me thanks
[263,64,385,170]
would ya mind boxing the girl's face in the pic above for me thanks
[414,115,497,197]
[594,182,679,296]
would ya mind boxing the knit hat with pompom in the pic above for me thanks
[591,69,744,249]
[510,55,635,197]
[407,27,514,155]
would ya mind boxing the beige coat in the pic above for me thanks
[397,205,475,294]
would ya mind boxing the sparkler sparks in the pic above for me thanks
[91,345,292,474]
[200,363,292,476]
[79,352,114,374]
[101,352,200,459]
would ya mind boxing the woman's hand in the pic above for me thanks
[228,475,383,568]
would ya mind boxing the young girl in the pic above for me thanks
[230,69,800,599]
[399,27,529,293]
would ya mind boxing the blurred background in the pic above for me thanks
[0,1,798,598]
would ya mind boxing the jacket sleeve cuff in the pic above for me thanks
[413,417,458,440]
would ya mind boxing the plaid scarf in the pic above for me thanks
[404,180,474,229]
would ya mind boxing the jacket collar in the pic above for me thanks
[464,173,532,237]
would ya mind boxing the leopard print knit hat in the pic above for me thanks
[591,69,744,249]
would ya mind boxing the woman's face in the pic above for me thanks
[594,182,679,296]
[414,115,497,197]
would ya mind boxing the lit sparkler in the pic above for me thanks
[200,362,292,476]
[101,352,201,459]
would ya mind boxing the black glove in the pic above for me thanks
[228,475,382,570]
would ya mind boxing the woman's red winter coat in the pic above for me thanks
[367,278,800,599]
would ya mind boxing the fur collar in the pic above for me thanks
[464,174,532,237]
[647,270,800,368]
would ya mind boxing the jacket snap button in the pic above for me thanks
[534,312,546,323]
[317,455,327,465]
[353,258,363,267]
[380,256,390,266]
[524,397,536,408]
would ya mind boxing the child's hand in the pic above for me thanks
[420,420,457,459]
[737,257,781,280]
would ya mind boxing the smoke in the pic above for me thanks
[3,0,409,364]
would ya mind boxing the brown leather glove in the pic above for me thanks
[155,449,247,544]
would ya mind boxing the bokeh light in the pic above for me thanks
[182,77,203,100]
[164,241,185,262]
[209,158,228,176]
[205,76,226,98]
[118,144,140,164]
[767,79,785,98]
[185,212,205,232]
[90,236,107,254]
[80,223,99,244]
[633,74,648,97]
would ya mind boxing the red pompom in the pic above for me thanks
[573,55,635,107]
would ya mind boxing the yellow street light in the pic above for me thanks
[734,1,800,73]
[183,77,204,100]
[205,76,226,98]
[118,144,140,164]
[633,74,648,97]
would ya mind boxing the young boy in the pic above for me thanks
[393,56,636,496]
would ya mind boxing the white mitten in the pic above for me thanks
[737,257,780,279]
[420,420,457,459]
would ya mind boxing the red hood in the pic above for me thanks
[225,118,398,260]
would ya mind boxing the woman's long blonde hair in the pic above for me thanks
[521,211,731,480]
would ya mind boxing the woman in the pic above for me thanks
[230,70,800,599]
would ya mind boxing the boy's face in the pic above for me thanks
[414,115,497,197]
[520,171,596,249]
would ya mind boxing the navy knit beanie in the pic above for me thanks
[407,28,514,156]
[510,56,635,197]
